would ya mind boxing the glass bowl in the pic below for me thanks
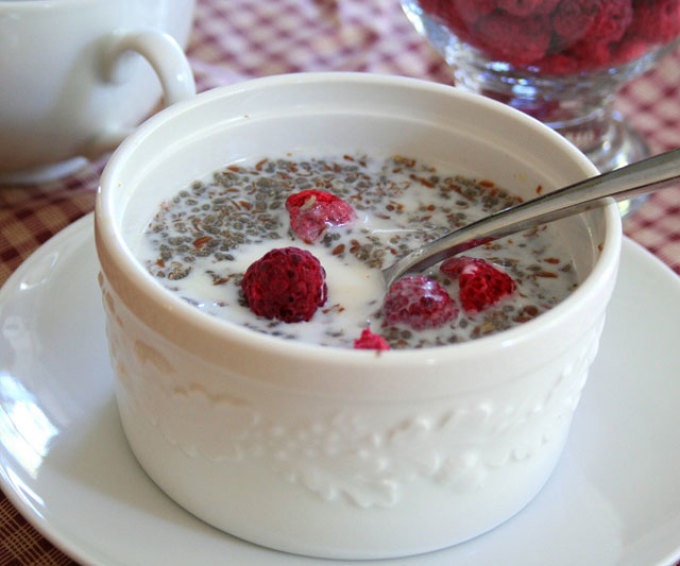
[402,0,680,177]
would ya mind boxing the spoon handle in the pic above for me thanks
[383,147,680,287]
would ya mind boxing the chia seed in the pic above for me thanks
[139,154,579,350]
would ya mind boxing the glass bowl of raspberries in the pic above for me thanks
[95,72,621,560]
[402,0,680,175]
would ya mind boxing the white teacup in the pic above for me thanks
[0,0,196,184]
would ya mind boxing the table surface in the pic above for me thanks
[1,0,679,563]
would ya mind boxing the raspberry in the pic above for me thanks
[453,0,496,24]
[422,0,678,73]
[587,0,633,44]
[535,53,582,75]
[440,256,517,314]
[565,37,614,68]
[353,327,391,351]
[383,275,458,330]
[476,12,551,65]
[285,190,356,244]
[241,247,327,323]
[628,0,680,43]
[610,36,650,65]
[551,0,599,43]
[498,0,561,16]
[416,0,448,20]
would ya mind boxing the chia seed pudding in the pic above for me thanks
[137,154,579,349]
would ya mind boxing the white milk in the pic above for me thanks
[136,154,578,349]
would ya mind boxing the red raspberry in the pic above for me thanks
[586,0,633,44]
[383,275,458,330]
[416,0,485,46]
[536,53,582,75]
[498,0,561,16]
[628,0,680,43]
[453,0,496,24]
[440,256,517,314]
[476,12,551,65]
[565,37,614,68]
[416,0,448,20]
[551,0,599,43]
[285,190,356,244]
[241,247,327,323]
[610,36,650,65]
[353,327,391,351]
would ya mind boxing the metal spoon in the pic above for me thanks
[382,147,680,287]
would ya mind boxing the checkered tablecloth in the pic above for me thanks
[0,0,679,563]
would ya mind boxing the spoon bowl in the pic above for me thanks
[383,147,680,287]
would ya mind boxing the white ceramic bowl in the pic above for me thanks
[95,73,621,560]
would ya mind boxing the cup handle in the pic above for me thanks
[83,29,197,158]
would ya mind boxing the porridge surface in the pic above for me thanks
[137,154,578,349]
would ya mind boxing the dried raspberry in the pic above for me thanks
[565,37,614,68]
[353,327,391,351]
[588,0,633,44]
[383,275,458,330]
[609,36,650,65]
[416,0,486,47]
[551,0,599,43]
[417,0,448,20]
[286,190,356,244]
[437,2,477,44]
[241,247,327,323]
[476,12,551,65]
[628,0,680,43]
[535,53,582,75]
[440,256,517,314]
[453,0,496,24]
[498,0,561,16]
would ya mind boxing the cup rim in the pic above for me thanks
[96,71,622,367]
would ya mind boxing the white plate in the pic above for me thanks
[0,214,679,566]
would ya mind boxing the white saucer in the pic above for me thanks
[0,214,679,566]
